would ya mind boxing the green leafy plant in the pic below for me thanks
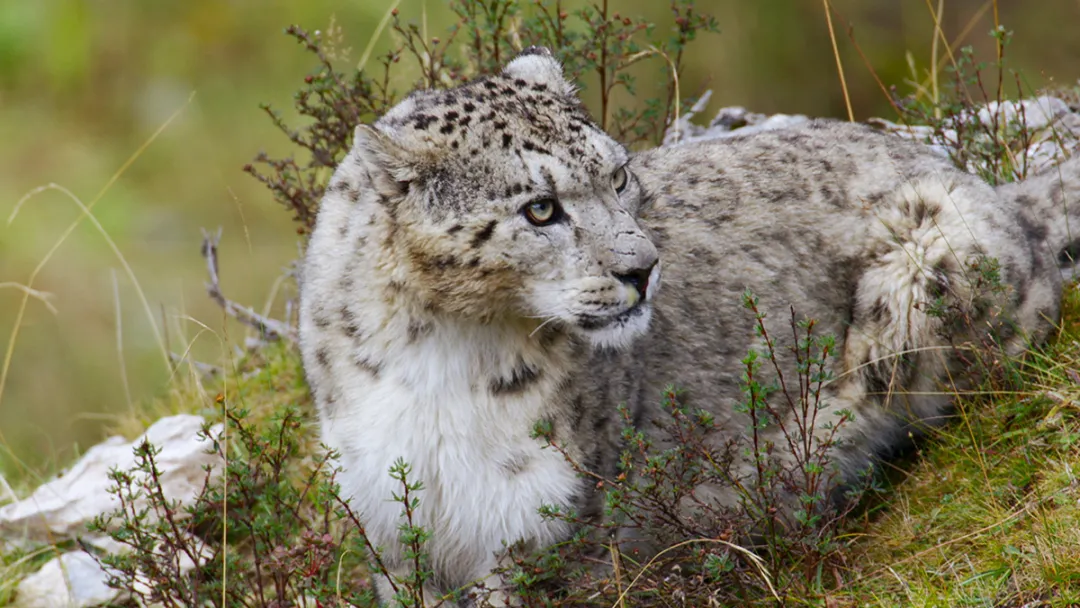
[88,402,382,607]
[519,296,871,605]
[893,27,1040,185]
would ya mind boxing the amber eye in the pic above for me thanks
[612,166,629,194]
[523,199,561,226]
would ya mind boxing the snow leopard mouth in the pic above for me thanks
[576,302,650,331]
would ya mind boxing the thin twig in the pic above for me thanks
[200,229,296,342]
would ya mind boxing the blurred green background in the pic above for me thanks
[1,0,1077,481]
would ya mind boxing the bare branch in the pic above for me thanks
[200,229,297,342]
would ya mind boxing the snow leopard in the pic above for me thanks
[298,46,1080,605]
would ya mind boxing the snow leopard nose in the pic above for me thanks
[614,260,657,302]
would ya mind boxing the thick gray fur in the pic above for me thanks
[299,49,1080,605]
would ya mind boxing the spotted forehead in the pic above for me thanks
[377,72,624,176]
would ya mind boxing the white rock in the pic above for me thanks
[973,95,1072,127]
[868,95,1080,177]
[0,415,222,543]
[670,91,1079,177]
[13,551,119,608]
[662,93,811,146]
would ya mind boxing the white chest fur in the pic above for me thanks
[320,318,580,582]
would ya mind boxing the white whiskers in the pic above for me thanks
[527,315,562,338]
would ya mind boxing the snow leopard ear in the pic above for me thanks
[352,125,420,201]
[502,46,575,96]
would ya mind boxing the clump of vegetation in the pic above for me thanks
[843,287,1080,607]
[246,0,717,234]
[513,296,875,605]
[95,5,875,603]
[891,24,1071,185]
[72,288,1080,607]
[87,343,379,607]
[88,299,867,606]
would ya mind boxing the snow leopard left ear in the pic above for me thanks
[352,125,420,201]
[502,47,576,96]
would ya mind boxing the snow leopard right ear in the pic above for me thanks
[502,46,576,96]
[351,125,420,201]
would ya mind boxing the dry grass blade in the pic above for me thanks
[6,183,170,368]
[0,92,193,418]
[0,282,57,315]
[162,315,222,392]
[651,46,681,143]
[822,0,854,122]
[930,0,945,117]
[357,0,403,74]
[112,269,135,415]
[609,542,625,608]
[0,471,17,503]
[858,488,1055,583]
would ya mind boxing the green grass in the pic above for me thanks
[3,289,1077,606]
[0,546,56,606]
[841,285,1080,606]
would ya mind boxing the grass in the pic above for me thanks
[0,546,55,605]
[839,285,1080,606]
[4,288,1074,606]
[824,3,1080,601]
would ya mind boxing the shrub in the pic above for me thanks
[890,26,1058,185]
[88,398,380,607]
[245,0,718,234]
[89,298,867,607]
[514,294,872,605]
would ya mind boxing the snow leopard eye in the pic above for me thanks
[612,166,629,194]
[523,198,562,226]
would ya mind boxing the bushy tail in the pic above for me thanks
[1000,155,1080,265]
